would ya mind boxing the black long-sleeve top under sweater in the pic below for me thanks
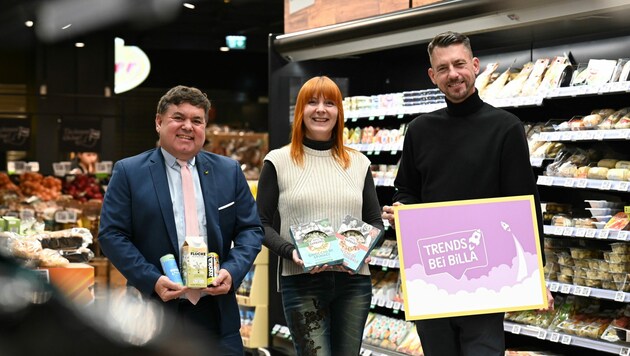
[257,138,384,261]
[393,90,545,263]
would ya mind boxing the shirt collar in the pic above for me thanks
[161,148,196,168]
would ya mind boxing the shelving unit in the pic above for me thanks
[238,247,269,348]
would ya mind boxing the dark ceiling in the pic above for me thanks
[0,0,284,53]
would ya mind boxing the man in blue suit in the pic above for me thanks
[99,85,263,355]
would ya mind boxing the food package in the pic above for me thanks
[498,62,535,98]
[614,114,630,129]
[611,58,630,82]
[599,107,630,129]
[587,167,609,180]
[538,56,572,93]
[598,159,619,169]
[475,62,499,92]
[520,58,550,96]
[572,59,617,86]
[607,168,630,181]
[38,248,70,267]
[289,218,344,272]
[581,114,603,129]
[480,66,514,99]
[181,236,208,288]
[604,212,630,230]
[336,215,383,273]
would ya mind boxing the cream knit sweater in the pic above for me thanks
[265,145,372,276]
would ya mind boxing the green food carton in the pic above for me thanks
[289,218,344,272]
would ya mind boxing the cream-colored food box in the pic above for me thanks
[181,236,208,288]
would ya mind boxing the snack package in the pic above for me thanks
[336,215,383,273]
[181,236,208,288]
[289,218,344,271]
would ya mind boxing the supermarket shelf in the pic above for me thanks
[369,256,400,269]
[347,142,404,154]
[545,280,630,303]
[360,343,410,356]
[543,224,630,241]
[345,82,630,121]
[536,175,630,192]
[504,321,630,355]
[537,129,630,142]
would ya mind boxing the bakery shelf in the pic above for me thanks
[545,281,630,303]
[536,175,630,192]
[536,129,630,142]
[543,224,630,241]
[504,321,630,355]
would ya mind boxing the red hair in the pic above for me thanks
[290,76,352,168]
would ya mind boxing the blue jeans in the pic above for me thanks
[280,272,372,356]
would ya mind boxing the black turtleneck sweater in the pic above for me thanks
[257,138,383,260]
[393,91,545,262]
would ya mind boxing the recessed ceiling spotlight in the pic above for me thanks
[183,3,195,9]
[219,46,229,52]
[75,42,85,48]
[62,24,72,30]
[25,20,34,27]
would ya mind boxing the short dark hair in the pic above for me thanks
[427,31,472,58]
[156,85,211,117]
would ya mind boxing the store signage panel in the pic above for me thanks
[0,119,31,151]
[395,195,547,320]
[114,37,151,94]
[59,118,102,152]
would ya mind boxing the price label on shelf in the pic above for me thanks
[620,347,630,356]
[537,330,547,340]
[576,179,588,188]
[585,229,597,238]
[561,284,572,294]
[377,298,385,307]
[537,176,554,186]
[619,231,629,241]
[397,114,404,119]
[575,228,586,237]
[618,182,630,192]
[600,180,612,190]
[362,349,372,356]
[597,229,610,239]
[594,131,605,141]
[378,115,385,120]
[563,227,573,236]
[615,291,626,302]
[550,332,560,342]
[581,287,592,297]
[554,227,564,235]
[393,302,402,311]
[368,116,375,121]
[560,335,572,345]
[511,325,522,334]
[530,157,544,167]
[385,300,394,309]
[573,286,583,295]
[563,178,575,187]
[370,296,376,307]
[549,283,559,292]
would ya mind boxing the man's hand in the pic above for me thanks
[154,275,187,302]
[203,269,233,296]
[382,202,403,228]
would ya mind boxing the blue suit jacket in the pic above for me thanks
[98,148,263,334]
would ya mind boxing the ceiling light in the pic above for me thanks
[183,3,195,9]
[75,42,85,48]
[62,24,72,30]
[25,20,34,27]
[219,46,229,52]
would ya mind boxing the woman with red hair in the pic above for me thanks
[257,76,383,355]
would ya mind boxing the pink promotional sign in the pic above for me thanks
[395,195,547,320]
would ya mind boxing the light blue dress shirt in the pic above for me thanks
[161,148,208,255]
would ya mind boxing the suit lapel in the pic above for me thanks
[197,154,223,254]
[148,150,180,257]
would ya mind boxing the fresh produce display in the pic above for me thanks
[18,172,62,201]
[62,174,104,201]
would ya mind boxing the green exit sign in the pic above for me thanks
[226,35,246,50]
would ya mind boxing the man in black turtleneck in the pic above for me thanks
[382,31,553,356]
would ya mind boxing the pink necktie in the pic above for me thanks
[177,159,200,236]
[177,159,201,304]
